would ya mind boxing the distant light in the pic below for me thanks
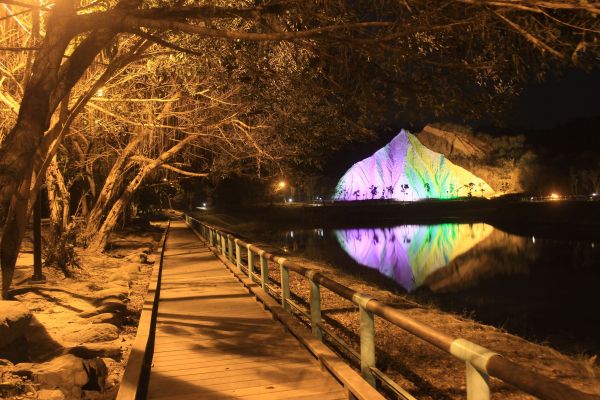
[202,202,207,207]
[550,193,559,200]
[532,236,536,244]
[530,197,534,201]
[593,193,598,196]
[288,198,293,202]
[162,177,167,182]
[278,181,286,189]
[592,243,596,249]
[96,87,104,97]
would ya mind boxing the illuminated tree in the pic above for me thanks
[1,0,599,297]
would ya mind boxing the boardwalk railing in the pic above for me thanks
[185,214,599,400]
[117,221,170,400]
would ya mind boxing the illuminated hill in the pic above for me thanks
[333,129,495,201]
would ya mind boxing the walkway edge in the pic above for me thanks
[116,220,170,400]
[186,222,386,400]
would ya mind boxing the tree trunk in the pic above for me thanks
[1,174,33,298]
[87,134,197,251]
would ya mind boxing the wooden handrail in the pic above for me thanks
[116,220,170,400]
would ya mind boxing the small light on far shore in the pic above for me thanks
[532,236,536,244]
[203,202,207,207]
[550,193,560,200]
[288,198,293,203]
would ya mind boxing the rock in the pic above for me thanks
[107,270,129,282]
[14,355,107,398]
[0,301,32,348]
[81,358,108,391]
[333,129,495,201]
[93,288,128,306]
[62,323,119,344]
[0,358,13,367]
[68,343,122,360]
[78,301,127,318]
[37,389,66,400]
[415,123,528,193]
[15,355,87,391]
[84,313,122,327]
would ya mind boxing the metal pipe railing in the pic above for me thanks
[184,214,600,400]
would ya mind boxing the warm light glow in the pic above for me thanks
[550,193,560,200]
[96,87,105,97]
[288,198,293,203]
[278,181,286,189]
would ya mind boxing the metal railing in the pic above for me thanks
[184,214,600,400]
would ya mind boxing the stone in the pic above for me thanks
[0,301,32,348]
[37,389,66,400]
[92,288,129,306]
[16,355,87,391]
[84,313,122,327]
[62,323,119,344]
[14,355,108,398]
[333,129,495,201]
[68,343,122,360]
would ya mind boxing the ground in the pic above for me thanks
[0,221,163,400]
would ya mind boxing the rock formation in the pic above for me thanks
[415,124,530,193]
[333,129,495,201]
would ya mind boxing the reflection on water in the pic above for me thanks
[334,224,494,291]
[267,223,600,353]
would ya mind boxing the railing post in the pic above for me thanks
[353,293,376,387]
[227,236,233,262]
[278,259,290,312]
[466,362,490,400]
[307,270,322,341]
[220,234,226,256]
[235,240,242,271]
[246,244,254,280]
[209,229,214,246]
[259,251,268,291]
[449,339,497,400]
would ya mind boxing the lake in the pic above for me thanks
[256,223,600,355]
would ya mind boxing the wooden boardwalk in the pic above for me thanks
[147,220,348,400]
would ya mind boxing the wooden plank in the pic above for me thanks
[147,220,347,400]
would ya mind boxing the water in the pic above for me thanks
[259,223,600,355]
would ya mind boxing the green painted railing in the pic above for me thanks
[185,214,599,400]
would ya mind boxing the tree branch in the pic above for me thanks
[131,156,208,177]
[493,11,565,59]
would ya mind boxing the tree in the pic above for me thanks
[1,0,599,298]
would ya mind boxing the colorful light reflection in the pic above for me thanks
[334,223,494,291]
[333,130,494,201]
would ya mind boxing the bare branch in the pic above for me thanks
[493,11,565,59]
